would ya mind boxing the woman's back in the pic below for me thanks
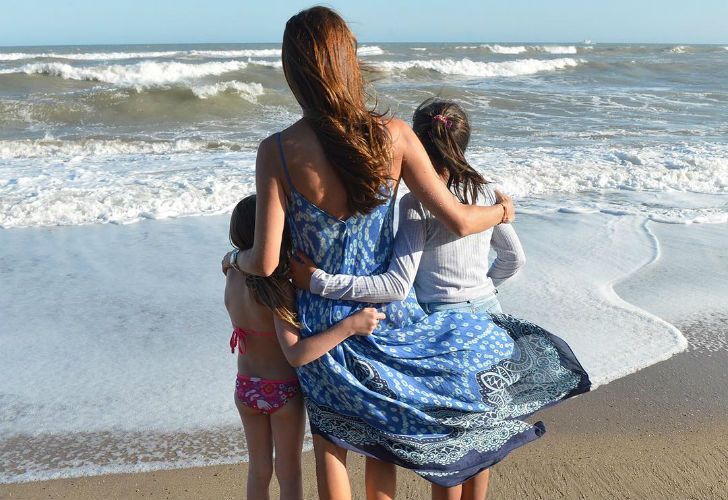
[275,119,404,221]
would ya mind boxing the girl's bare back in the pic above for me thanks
[224,270,296,380]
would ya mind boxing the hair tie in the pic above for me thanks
[432,114,452,129]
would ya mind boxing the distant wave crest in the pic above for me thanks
[373,57,582,77]
[456,44,578,55]
[2,60,279,89]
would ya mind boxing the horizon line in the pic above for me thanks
[1,40,727,49]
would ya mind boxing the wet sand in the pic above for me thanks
[3,324,726,499]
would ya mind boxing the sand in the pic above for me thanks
[2,219,727,498]
[3,329,727,499]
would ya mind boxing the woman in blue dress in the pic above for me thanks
[224,7,590,499]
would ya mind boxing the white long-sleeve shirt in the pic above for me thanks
[310,184,526,304]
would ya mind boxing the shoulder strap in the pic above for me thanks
[276,132,294,190]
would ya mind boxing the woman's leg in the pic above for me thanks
[270,395,306,500]
[461,470,490,500]
[313,434,352,500]
[236,397,274,500]
[431,483,463,500]
[365,457,397,500]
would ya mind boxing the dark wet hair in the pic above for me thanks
[412,98,488,204]
[229,195,297,326]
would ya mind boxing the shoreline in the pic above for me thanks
[2,213,726,497]
[3,342,726,499]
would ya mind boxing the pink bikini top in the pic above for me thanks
[230,327,277,354]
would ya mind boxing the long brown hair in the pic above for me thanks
[229,195,297,326]
[412,98,489,204]
[282,6,392,214]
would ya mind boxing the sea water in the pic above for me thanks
[2,42,726,483]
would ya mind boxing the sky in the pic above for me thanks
[1,0,727,47]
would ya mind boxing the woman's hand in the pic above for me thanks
[347,307,386,336]
[222,251,234,275]
[289,251,318,290]
[495,190,515,223]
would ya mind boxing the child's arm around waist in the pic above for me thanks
[292,194,427,302]
[275,308,385,367]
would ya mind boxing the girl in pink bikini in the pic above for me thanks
[224,194,383,500]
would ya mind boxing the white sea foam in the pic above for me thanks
[0,138,241,158]
[357,45,384,56]
[6,60,251,89]
[189,80,264,101]
[0,210,689,482]
[411,47,428,51]
[668,45,688,54]
[0,50,181,61]
[455,44,577,54]
[187,48,281,58]
[0,147,257,227]
[534,45,578,54]
[481,44,528,54]
[0,48,284,61]
[2,141,727,228]
[469,143,728,200]
[373,57,582,77]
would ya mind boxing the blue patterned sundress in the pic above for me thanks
[275,133,590,487]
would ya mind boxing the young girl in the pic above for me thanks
[224,195,384,500]
[290,98,526,499]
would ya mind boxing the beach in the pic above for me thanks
[3,340,726,499]
[2,215,726,498]
[1,41,727,498]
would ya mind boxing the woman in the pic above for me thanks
[223,7,589,500]
[289,97,527,498]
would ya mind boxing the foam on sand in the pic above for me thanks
[373,57,582,77]
[498,213,688,387]
[0,210,690,482]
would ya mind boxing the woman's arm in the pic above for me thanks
[222,136,287,276]
[290,195,426,302]
[274,308,385,367]
[395,119,513,237]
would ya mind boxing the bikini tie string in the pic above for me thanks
[230,327,248,354]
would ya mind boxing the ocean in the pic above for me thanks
[1,42,725,483]
[1,42,727,226]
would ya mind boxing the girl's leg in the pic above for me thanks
[431,483,463,500]
[461,470,490,500]
[365,457,396,500]
[270,395,306,500]
[236,397,273,500]
[313,434,351,500]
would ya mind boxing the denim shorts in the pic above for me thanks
[420,293,503,315]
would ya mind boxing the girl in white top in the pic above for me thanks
[290,98,525,499]
[291,97,525,314]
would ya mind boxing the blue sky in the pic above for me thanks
[1,0,727,46]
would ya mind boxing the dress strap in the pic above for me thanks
[276,132,295,191]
